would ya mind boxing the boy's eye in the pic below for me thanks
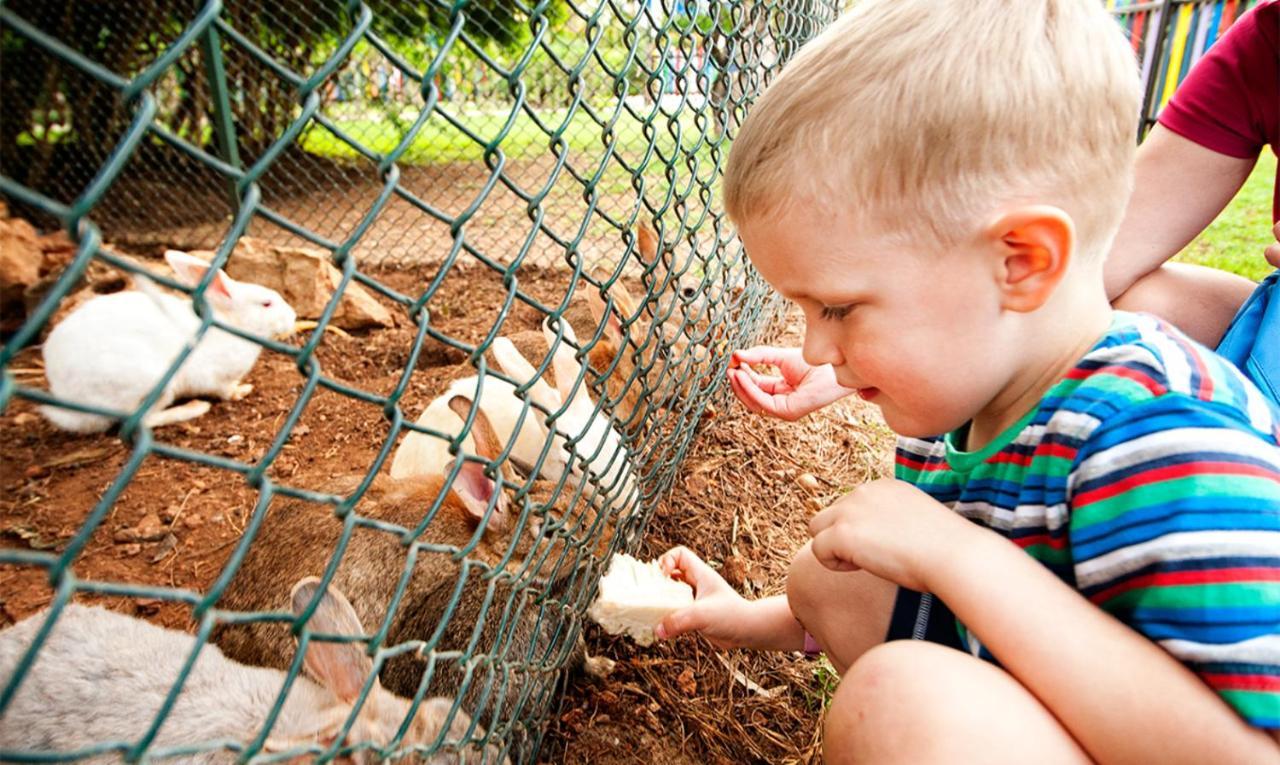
[819,304,853,321]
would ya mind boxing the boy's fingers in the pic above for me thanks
[809,529,861,573]
[727,371,755,409]
[660,546,722,592]
[737,366,788,393]
[807,501,840,536]
[734,372,789,419]
[731,346,790,368]
[655,607,700,641]
[658,545,695,577]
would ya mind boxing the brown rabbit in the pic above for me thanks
[212,396,605,760]
[485,223,684,438]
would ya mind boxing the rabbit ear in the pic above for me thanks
[492,337,560,411]
[635,223,659,267]
[289,577,374,705]
[586,290,626,349]
[445,456,508,532]
[165,250,235,309]
[542,319,584,408]
[263,706,349,754]
[445,395,512,527]
[448,394,502,462]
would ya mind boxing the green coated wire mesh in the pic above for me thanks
[0,0,840,762]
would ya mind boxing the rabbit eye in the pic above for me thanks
[261,300,273,308]
[680,286,697,300]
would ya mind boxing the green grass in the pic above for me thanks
[300,106,713,165]
[806,656,842,713]
[1174,150,1277,282]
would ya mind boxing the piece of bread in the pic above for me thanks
[588,553,694,646]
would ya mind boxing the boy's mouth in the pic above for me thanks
[856,387,879,401]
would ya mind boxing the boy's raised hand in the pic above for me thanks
[809,478,981,593]
[728,346,853,421]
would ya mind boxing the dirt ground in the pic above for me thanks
[0,244,894,763]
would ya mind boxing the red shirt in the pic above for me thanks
[1158,1,1279,221]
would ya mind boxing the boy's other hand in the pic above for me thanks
[809,479,976,592]
[654,546,755,650]
[728,346,853,420]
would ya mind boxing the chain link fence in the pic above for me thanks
[2,0,833,267]
[0,0,840,762]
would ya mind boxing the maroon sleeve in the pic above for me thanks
[1157,1,1279,160]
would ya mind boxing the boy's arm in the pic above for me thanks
[932,528,1280,764]
[656,546,806,651]
[935,396,1280,763]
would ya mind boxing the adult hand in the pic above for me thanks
[727,346,853,421]
[808,478,982,593]
[1265,221,1280,269]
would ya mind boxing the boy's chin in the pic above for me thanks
[879,406,969,441]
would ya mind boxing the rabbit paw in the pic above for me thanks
[227,383,254,401]
[143,400,212,428]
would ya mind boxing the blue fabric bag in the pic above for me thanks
[1216,269,1280,405]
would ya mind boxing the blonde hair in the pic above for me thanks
[723,0,1141,260]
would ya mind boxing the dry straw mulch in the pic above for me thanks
[545,307,896,764]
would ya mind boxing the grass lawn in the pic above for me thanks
[301,105,716,166]
[1174,149,1277,281]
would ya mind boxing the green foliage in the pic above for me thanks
[806,656,842,712]
[370,0,570,50]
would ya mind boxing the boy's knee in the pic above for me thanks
[824,641,958,764]
[786,541,824,624]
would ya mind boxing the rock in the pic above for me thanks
[37,229,76,257]
[805,496,825,512]
[583,654,616,680]
[191,238,393,330]
[0,217,43,327]
[11,413,39,428]
[23,464,48,480]
[721,555,748,588]
[113,512,168,543]
[150,533,178,563]
[182,514,204,529]
[796,473,820,491]
[676,666,697,695]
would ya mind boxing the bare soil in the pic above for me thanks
[1,246,893,763]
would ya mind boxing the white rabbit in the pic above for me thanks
[389,374,570,482]
[491,320,636,503]
[39,250,296,433]
[0,578,501,764]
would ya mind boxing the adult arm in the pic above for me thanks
[1106,125,1258,345]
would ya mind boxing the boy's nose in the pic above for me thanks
[801,322,844,369]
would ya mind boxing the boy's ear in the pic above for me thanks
[986,206,1075,313]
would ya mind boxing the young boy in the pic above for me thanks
[654,1,1280,762]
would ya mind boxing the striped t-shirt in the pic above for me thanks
[895,312,1280,728]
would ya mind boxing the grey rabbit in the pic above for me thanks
[0,577,501,764]
[212,397,607,761]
